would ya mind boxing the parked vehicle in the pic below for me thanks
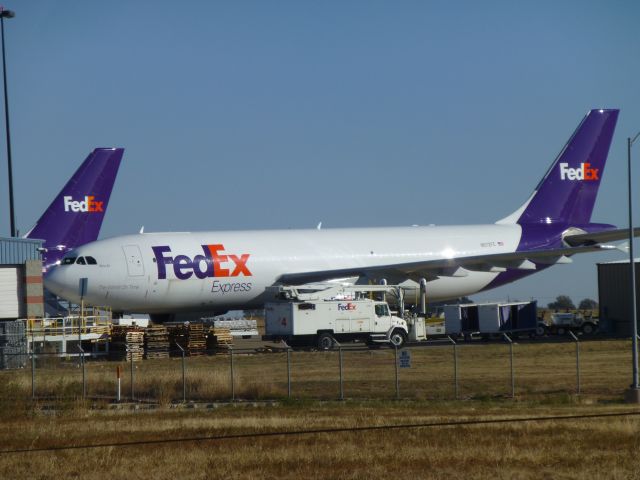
[263,285,409,349]
[538,312,598,336]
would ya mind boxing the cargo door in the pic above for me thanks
[122,245,145,276]
[0,267,24,319]
[461,306,479,332]
[336,318,350,333]
[350,317,371,332]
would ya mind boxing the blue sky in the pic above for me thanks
[1,1,639,306]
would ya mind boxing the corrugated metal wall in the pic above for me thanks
[0,237,43,264]
[597,262,640,336]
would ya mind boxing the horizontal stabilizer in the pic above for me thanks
[563,228,640,247]
[616,241,629,253]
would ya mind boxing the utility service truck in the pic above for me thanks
[263,284,409,349]
[537,312,598,336]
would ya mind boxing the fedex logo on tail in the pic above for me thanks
[63,195,104,213]
[152,244,252,280]
[559,163,599,181]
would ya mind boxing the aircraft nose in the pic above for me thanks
[44,266,72,299]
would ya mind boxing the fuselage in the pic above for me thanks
[45,224,524,313]
[42,109,621,316]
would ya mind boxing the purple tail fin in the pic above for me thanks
[25,148,124,270]
[497,109,619,225]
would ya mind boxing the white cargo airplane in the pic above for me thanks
[46,109,633,322]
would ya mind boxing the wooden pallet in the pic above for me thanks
[207,327,234,350]
[144,351,169,359]
[167,323,207,356]
[110,326,145,362]
[144,325,170,359]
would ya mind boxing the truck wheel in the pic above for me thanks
[317,333,335,351]
[582,323,596,335]
[535,324,547,337]
[557,327,566,336]
[389,329,407,348]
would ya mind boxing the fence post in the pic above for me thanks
[229,346,235,402]
[287,346,292,399]
[31,326,35,400]
[175,341,186,403]
[338,344,344,401]
[503,333,514,399]
[569,331,580,395]
[116,365,122,402]
[394,345,399,400]
[130,355,135,401]
[78,343,86,399]
[447,336,458,400]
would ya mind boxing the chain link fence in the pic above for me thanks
[0,335,635,405]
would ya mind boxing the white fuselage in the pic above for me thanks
[45,224,523,313]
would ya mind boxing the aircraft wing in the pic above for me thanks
[278,243,620,285]
[562,228,640,247]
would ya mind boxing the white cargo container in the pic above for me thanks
[264,286,408,349]
[445,301,537,336]
[444,304,479,336]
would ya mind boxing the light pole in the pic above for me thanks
[627,131,640,403]
[0,7,15,237]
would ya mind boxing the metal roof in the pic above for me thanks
[598,258,640,265]
[0,237,43,264]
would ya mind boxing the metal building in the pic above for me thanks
[597,259,640,336]
[0,237,43,319]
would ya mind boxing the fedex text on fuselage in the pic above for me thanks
[152,244,252,280]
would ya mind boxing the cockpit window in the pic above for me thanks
[86,256,97,265]
[61,257,77,265]
[76,257,86,265]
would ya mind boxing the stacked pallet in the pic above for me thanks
[111,326,144,362]
[168,325,187,356]
[144,325,170,359]
[168,323,207,356]
[207,327,234,351]
[186,323,206,356]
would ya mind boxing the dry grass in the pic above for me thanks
[0,402,639,479]
[0,339,639,478]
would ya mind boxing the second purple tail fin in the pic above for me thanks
[497,109,619,226]
[25,148,124,270]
